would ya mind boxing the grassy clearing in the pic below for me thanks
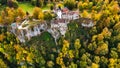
[18,2,35,14]
[42,6,50,10]
[18,2,50,14]
[0,2,50,14]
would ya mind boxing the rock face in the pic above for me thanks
[52,19,68,36]
[79,18,94,28]
[10,20,48,42]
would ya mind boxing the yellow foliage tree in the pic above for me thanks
[17,7,25,19]
[33,7,42,19]
[82,10,89,18]
[97,34,104,41]
[112,4,120,14]
[62,40,70,57]
[114,14,119,22]
[26,53,34,63]
[102,27,111,38]
[68,50,74,58]
[105,17,111,27]
[5,8,15,24]
[38,12,44,20]
[0,34,5,42]
[74,39,81,50]
[56,57,65,67]
[92,35,97,42]
[95,43,108,55]
[108,58,117,68]
[0,16,3,24]
[113,22,120,30]
[91,63,99,68]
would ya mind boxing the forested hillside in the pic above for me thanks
[0,0,120,68]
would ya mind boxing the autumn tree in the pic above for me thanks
[0,34,5,42]
[91,63,99,68]
[95,42,108,55]
[1,7,16,25]
[97,34,104,41]
[0,16,3,25]
[16,7,25,20]
[108,58,116,68]
[33,7,44,20]
[82,10,89,18]
[38,11,44,20]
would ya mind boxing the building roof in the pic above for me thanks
[62,7,69,13]
[52,19,66,24]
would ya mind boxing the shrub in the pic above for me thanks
[44,12,53,21]
[64,0,76,10]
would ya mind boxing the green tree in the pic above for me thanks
[94,56,100,64]
[88,42,97,51]
[117,43,120,52]
[79,61,87,68]
[100,56,108,68]
[44,12,53,21]
[110,50,118,59]
[69,62,77,68]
